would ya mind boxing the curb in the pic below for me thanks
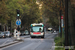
[0,40,23,48]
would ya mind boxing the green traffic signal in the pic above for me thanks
[17,14,19,16]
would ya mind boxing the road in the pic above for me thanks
[0,31,58,50]
[0,38,14,46]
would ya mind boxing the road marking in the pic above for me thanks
[20,42,34,50]
[1,42,23,50]
[1,38,13,46]
[1,39,9,46]
[32,42,42,50]
[51,42,55,50]
[52,33,58,34]
[20,42,42,50]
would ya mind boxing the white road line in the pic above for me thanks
[1,39,9,46]
[54,33,57,34]
[32,42,42,50]
[1,42,23,50]
[20,42,34,50]
[51,42,55,50]
[20,42,42,50]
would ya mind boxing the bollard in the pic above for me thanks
[14,29,17,38]
[16,31,21,40]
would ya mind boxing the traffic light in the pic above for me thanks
[16,9,20,14]
[16,9,20,19]
[16,9,20,17]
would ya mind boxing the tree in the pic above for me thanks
[40,0,60,28]
[21,0,42,29]
[5,0,42,30]
[0,0,9,31]
[0,0,43,31]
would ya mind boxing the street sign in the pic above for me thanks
[61,16,63,27]
[61,16,63,19]
[16,19,21,25]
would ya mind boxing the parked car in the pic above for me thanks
[24,30,29,35]
[5,31,11,37]
[20,31,25,36]
[20,30,29,35]
[54,30,56,33]
[0,32,6,38]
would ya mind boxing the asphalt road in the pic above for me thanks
[0,31,58,50]
[0,38,13,46]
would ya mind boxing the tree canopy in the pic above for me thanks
[39,0,60,28]
[0,0,42,30]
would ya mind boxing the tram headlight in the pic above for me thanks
[30,32,33,34]
[41,33,44,35]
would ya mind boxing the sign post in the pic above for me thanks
[16,9,20,31]
[16,9,21,40]
[61,15,63,27]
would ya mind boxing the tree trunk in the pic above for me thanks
[3,25,5,32]
[68,0,75,46]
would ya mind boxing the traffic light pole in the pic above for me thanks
[16,9,20,31]
[60,10,62,38]
[16,9,21,40]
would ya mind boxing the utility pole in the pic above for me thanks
[65,0,69,50]
[59,0,62,38]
